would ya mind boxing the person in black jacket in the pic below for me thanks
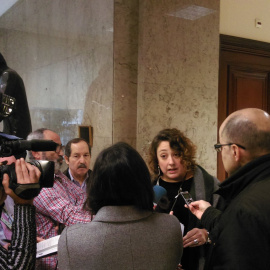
[188,108,270,270]
[0,53,32,139]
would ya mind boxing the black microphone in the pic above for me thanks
[2,140,58,154]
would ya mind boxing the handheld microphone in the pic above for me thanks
[153,185,167,204]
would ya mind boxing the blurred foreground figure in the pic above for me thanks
[0,158,41,269]
[188,108,270,270]
[0,156,16,247]
[58,142,183,270]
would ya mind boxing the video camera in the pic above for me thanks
[0,132,57,199]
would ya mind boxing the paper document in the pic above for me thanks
[36,235,60,258]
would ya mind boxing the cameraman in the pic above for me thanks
[0,156,16,247]
[0,158,41,269]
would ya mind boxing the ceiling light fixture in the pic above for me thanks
[167,5,216,21]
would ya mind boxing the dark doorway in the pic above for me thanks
[218,35,270,181]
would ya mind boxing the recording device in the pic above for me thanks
[153,185,167,204]
[0,137,59,157]
[0,160,55,199]
[0,132,57,199]
[180,191,193,206]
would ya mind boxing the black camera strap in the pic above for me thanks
[10,183,41,200]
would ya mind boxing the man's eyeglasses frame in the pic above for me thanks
[214,143,246,153]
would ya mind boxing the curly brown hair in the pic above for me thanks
[148,128,197,180]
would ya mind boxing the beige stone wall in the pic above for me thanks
[113,0,139,148]
[220,0,270,43]
[0,0,219,175]
[136,1,220,175]
[0,0,114,167]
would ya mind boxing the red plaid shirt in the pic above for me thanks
[34,171,91,269]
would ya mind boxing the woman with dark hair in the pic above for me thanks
[58,142,183,270]
[148,128,220,270]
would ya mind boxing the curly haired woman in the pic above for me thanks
[149,128,221,270]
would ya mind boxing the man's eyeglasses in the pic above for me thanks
[55,144,63,154]
[214,143,246,153]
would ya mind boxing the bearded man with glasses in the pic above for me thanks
[187,108,270,270]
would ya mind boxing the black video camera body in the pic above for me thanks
[0,160,54,200]
[0,132,57,199]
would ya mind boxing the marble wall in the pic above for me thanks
[0,0,220,175]
[0,0,114,165]
[136,1,220,175]
[113,0,139,148]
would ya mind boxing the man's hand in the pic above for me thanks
[37,237,45,243]
[183,228,208,248]
[186,200,211,220]
[0,187,7,206]
[2,158,41,205]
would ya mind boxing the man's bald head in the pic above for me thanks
[220,108,270,158]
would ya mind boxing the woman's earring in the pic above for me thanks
[158,165,161,176]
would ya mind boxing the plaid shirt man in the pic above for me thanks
[34,171,91,269]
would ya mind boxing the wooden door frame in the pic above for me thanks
[217,34,270,181]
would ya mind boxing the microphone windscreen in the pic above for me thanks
[153,185,167,203]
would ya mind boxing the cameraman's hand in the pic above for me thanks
[0,187,7,206]
[2,158,41,205]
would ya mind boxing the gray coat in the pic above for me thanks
[58,205,183,270]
